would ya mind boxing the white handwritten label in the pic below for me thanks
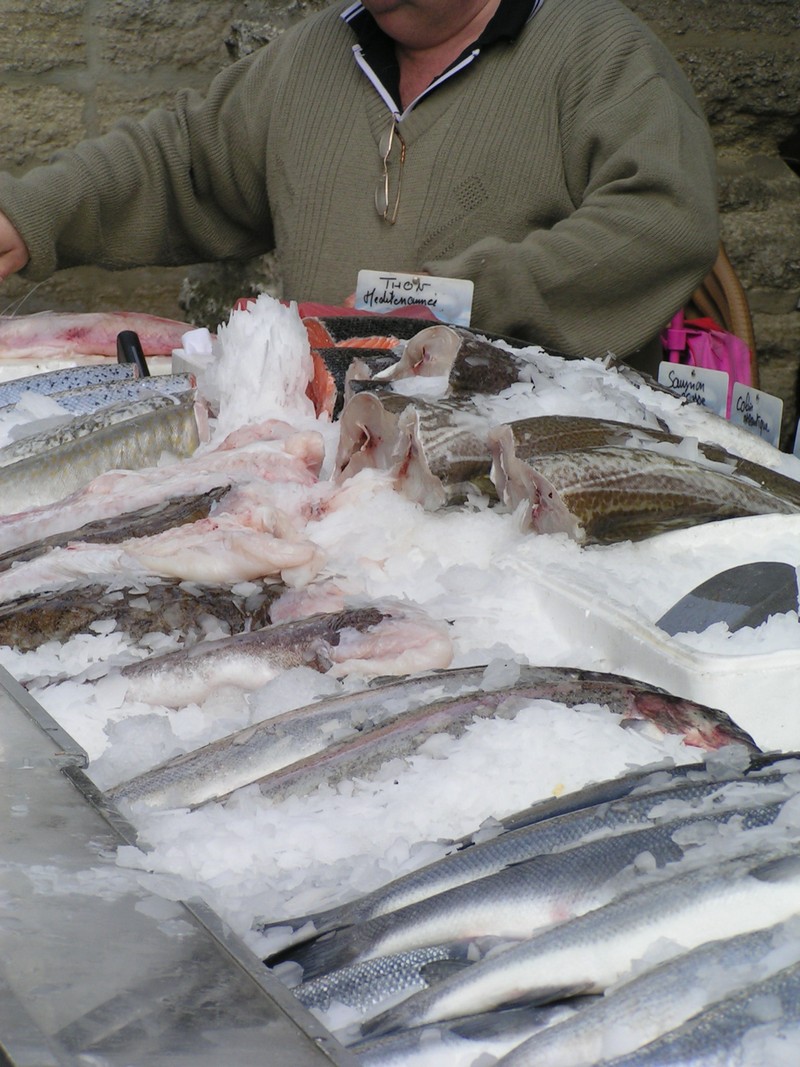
[730,383,783,448]
[657,362,728,418]
[354,270,473,326]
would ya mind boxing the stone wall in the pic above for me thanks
[2,0,799,443]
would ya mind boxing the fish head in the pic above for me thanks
[389,325,461,380]
[488,425,583,540]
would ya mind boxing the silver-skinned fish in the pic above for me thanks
[0,391,203,515]
[496,917,800,1066]
[362,844,800,1038]
[273,803,787,981]
[255,764,791,946]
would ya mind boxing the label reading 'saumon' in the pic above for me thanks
[657,362,728,418]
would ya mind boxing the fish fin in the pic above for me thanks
[419,959,475,985]
[269,928,358,980]
[750,853,800,882]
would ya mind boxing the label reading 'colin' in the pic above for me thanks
[730,384,783,448]
[657,361,728,418]
[354,270,474,326]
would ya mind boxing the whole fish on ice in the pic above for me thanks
[363,843,800,1037]
[489,432,800,543]
[117,602,454,707]
[256,761,791,946]
[0,391,204,516]
[496,917,800,1066]
[237,668,756,809]
[271,804,787,980]
[348,1002,587,1066]
[498,413,800,509]
[0,362,138,407]
[596,957,800,1066]
[109,664,502,810]
[108,664,758,812]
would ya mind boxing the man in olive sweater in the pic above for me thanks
[0,0,718,371]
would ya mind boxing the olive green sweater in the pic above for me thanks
[0,0,719,364]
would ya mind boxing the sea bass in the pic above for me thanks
[597,958,800,1067]
[117,603,454,707]
[0,310,193,360]
[488,433,800,544]
[273,805,787,981]
[0,392,203,516]
[0,372,197,422]
[497,918,800,1066]
[362,844,800,1037]
[349,1002,588,1066]
[256,767,791,945]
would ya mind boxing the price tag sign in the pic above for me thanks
[354,270,473,326]
[730,384,783,448]
[657,362,728,418]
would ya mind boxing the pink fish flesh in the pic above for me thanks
[0,311,195,359]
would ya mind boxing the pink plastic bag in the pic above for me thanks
[661,309,753,418]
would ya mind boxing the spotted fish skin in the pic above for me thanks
[0,372,196,419]
[501,413,800,509]
[0,363,138,407]
[489,430,800,544]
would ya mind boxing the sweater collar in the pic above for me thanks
[341,0,543,114]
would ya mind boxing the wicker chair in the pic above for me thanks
[685,243,758,388]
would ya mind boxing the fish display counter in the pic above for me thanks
[1,299,800,1064]
[0,664,356,1066]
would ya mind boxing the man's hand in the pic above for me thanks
[0,210,29,280]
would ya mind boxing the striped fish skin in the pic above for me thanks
[255,768,791,945]
[0,392,201,515]
[488,431,800,544]
[0,363,137,406]
[272,804,787,982]
[483,751,797,839]
[362,844,800,1038]
[497,919,800,1066]
[597,958,800,1067]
